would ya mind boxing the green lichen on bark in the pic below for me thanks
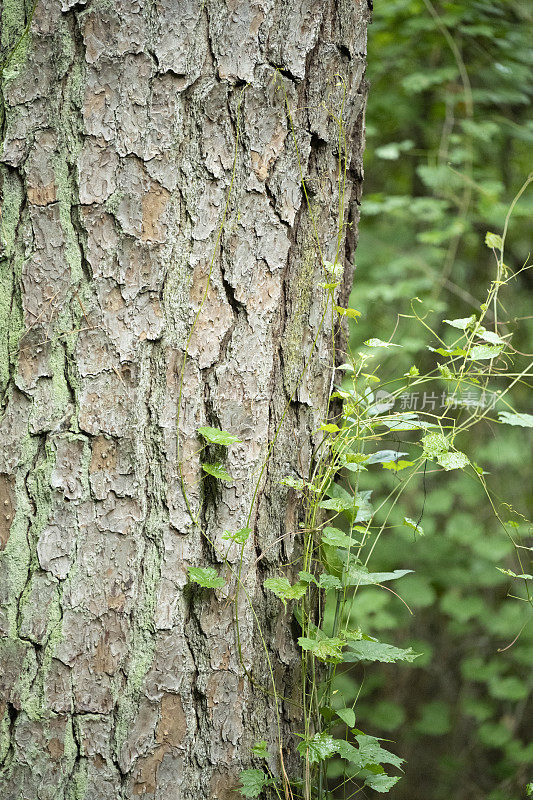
[1,435,39,635]
[65,756,88,800]
[0,168,24,394]
[0,701,9,764]
[113,538,162,760]
[281,224,319,395]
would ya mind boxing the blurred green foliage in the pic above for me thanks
[342,1,533,798]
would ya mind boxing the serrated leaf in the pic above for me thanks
[298,636,345,663]
[468,344,503,360]
[364,338,401,348]
[222,527,251,545]
[319,497,355,513]
[437,451,469,471]
[298,570,316,584]
[344,640,418,664]
[318,573,342,591]
[263,577,307,603]
[336,707,356,728]
[485,231,503,250]
[321,526,356,548]
[239,769,267,798]
[363,772,401,793]
[438,363,453,379]
[202,463,233,481]
[197,426,240,445]
[356,734,404,768]
[498,411,533,428]
[297,732,337,764]
[343,566,413,587]
[251,740,270,758]
[422,432,449,458]
[335,739,362,766]
[187,566,226,589]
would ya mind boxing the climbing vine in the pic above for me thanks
[176,72,532,799]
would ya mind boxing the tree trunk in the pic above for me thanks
[0,1,368,797]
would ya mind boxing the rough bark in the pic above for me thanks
[0,1,368,797]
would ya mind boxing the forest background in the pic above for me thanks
[342,2,532,798]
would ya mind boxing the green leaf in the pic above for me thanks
[263,577,307,604]
[335,739,362,766]
[222,527,251,545]
[318,573,342,591]
[344,640,418,664]
[319,497,355,513]
[354,490,374,522]
[343,566,413,587]
[381,414,435,432]
[251,740,270,758]
[356,734,404,768]
[335,305,362,319]
[382,460,414,472]
[421,432,449,459]
[321,526,357,548]
[364,338,401,348]
[478,329,505,345]
[297,732,337,764]
[202,463,233,481]
[485,231,503,250]
[437,451,469,471]
[498,411,533,427]
[336,707,356,728]
[366,450,408,464]
[444,315,476,330]
[320,543,344,579]
[187,566,226,589]
[320,423,340,433]
[298,570,316,584]
[428,346,467,357]
[197,426,240,446]
[403,517,424,535]
[344,627,364,641]
[239,769,267,798]
[363,772,401,793]
[468,344,503,360]
[298,636,345,663]
[496,568,532,581]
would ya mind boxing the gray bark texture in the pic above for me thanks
[0,0,368,797]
